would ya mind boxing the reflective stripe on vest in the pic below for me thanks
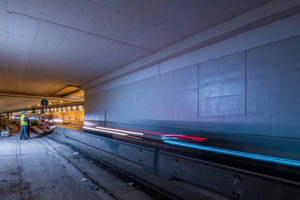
[20,115,28,126]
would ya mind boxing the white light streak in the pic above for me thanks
[95,126,144,136]
[83,126,127,136]
[53,119,63,122]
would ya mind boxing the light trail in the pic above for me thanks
[83,126,128,136]
[95,126,144,136]
[163,140,300,168]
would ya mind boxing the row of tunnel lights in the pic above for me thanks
[26,105,83,113]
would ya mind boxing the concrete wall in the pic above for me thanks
[84,13,300,138]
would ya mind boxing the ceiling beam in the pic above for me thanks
[0,91,83,101]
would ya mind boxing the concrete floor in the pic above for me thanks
[0,128,230,200]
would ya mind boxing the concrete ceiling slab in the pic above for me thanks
[0,0,272,113]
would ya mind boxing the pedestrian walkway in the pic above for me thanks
[0,128,229,200]
[0,132,116,200]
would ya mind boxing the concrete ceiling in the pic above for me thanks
[0,0,272,114]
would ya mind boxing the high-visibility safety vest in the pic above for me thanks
[20,114,28,126]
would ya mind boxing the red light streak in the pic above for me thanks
[115,128,205,142]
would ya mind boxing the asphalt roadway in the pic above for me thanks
[0,128,230,200]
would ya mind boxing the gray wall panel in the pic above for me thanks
[246,37,300,137]
[147,76,161,120]
[159,72,174,120]
[198,52,245,117]
[106,88,121,122]
[173,65,198,120]
[119,83,135,122]
[84,35,300,138]
[134,79,150,119]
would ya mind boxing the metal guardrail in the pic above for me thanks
[53,127,300,200]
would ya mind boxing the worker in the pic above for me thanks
[20,111,28,140]
[26,113,31,139]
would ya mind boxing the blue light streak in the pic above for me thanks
[163,140,300,168]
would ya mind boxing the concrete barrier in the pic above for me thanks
[0,130,9,137]
[53,127,156,172]
[53,127,300,200]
